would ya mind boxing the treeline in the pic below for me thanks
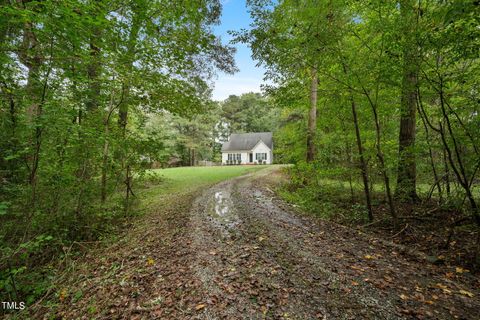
[242,1,479,239]
[147,92,278,166]
[0,0,238,304]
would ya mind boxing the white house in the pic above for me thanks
[221,132,273,165]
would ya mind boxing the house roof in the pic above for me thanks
[221,132,273,152]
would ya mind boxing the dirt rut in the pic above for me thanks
[37,167,480,319]
[188,168,480,319]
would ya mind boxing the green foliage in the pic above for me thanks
[220,93,278,137]
[0,0,235,305]
[279,164,370,222]
[243,0,480,228]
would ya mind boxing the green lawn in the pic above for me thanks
[139,165,266,205]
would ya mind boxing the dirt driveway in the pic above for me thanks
[187,167,479,319]
[42,166,480,320]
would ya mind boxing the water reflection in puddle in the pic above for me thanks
[209,189,239,232]
[214,191,229,216]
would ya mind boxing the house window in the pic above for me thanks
[228,153,241,161]
[255,153,267,161]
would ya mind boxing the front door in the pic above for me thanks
[249,153,253,163]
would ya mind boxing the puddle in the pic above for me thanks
[208,189,239,233]
[214,191,229,216]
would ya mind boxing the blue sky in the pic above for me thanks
[212,0,266,101]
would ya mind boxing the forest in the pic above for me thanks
[240,0,480,267]
[1,0,479,317]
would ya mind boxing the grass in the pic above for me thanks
[1,165,266,316]
[138,165,266,209]
[149,165,265,191]
[277,165,480,224]
[313,178,480,199]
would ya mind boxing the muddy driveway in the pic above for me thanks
[45,166,480,320]
[187,167,479,319]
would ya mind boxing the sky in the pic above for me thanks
[211,0,266,101]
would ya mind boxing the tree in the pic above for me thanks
[395,0,421,202]
[239,0,345,162]
[220,92,278,137]
[0,0,236,303]
[246,0,479,230]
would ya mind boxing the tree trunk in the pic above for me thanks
[341,62,373,221]
[373,109,396,223]
[345,141,355,202]
[101,122,109,203]
[395,0,419,202]
[86,30,101,111]
[362,86,397,223]
[18,17,44,209]
[118,8,142,208]
[306,67,317,162]
[437,79,480,225]
[100,92,118,203]
[351,97,374,222]
[443,148,451,196]
[124,165,134,216]
[418,100,442,202]
[118,8,142,133]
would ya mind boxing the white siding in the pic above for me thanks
[252,141,272,164]
[221,140,273,165]
[221,152,228,164]
[222,152,248,164]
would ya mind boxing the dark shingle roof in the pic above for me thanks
[221,132,273,152]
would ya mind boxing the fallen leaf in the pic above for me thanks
[400,294,409,300]
[364,254,374,260]
[435,283,447,290]
[351,281,359,286]
[436,283,452,294]
[59,288,68,302]
[458,290,474,298]
[261,305,268,315]
[455,267,469,274]
[195,304,206,311]
[147,257,155,266]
